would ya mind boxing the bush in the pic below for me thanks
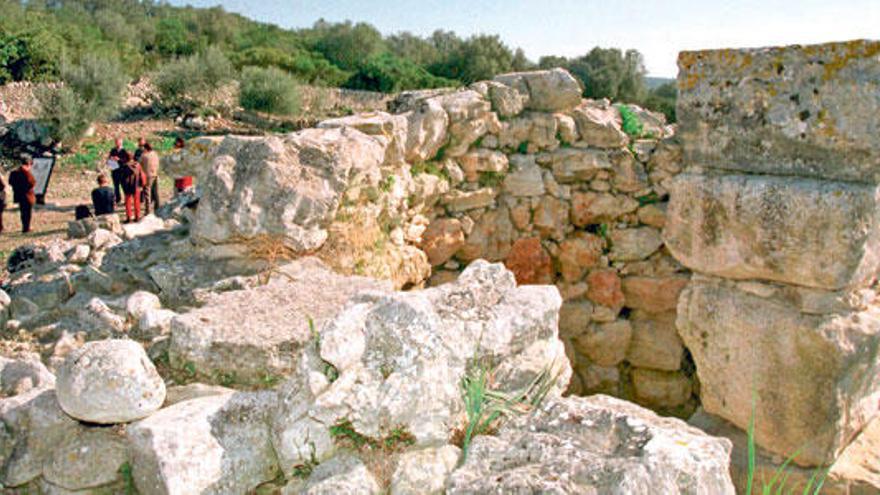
[154,46,236,112]
[37,54,127,143]
[239,66,301,116]
[344,53,456,93]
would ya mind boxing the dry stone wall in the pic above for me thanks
[668,39,880,477]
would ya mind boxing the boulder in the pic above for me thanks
[677,275,880,465]
[56,339,165,424]
[504,237,554,285]
[572,100,628,148]
[125,291,162,321]
[284,454,380,495]
[419,218,465,266]
[622,275,689,313]
[456,208,515,263]
[626,310,684,371]
[170,257,390,386]
[571,319,632,367]
[136,308,178,340]
[0,354,55,397]
[571,191,638,226]
[0,389,82,487]
[631,368,693,408]
[128,391,279,495]
[493,68,582,112]
[541,148,612,183]
[447,395,735,494]
[272,260,570,473]
[486,80,527,117]
[557,233,605,282]
[390,445,460,495]
[403,97,449,163]
[42,427,129,491]
[67,214,123,240]
[677,40,880,183]
[586,269,625,309]
[191,128,386,253]
[665,173,880,290]
[502,154,545,196]
[498,112,558,151]
[609,227,663,262]
[456,149,508,182]
[319,111,408,165]
[435,90,498,157]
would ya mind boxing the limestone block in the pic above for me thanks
[493,68,582,112]
[677,275,880,466]
[665,173,880,290]
[677,40,880,183]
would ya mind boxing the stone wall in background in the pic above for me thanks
[668,40,880,491]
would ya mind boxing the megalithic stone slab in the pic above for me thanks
[676,275,880,466]
[664,173,880,290]
[677,40,880,183]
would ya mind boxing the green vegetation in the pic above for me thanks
[329,419,416,452]
[239,66,302,116]
[0,0,674,116]
[459,362,558,464]
[616,104,644,138]
[37,54,127,143]
[411,162,450,182]
[154,46,235,112]
[478,171,505,188]
[746,404,828,494]
[118,462,136,495]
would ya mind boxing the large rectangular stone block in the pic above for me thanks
[677,40,880,183]
[664,173,880,290]
[677,275,880,466]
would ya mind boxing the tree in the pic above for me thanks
[239,66,301,116]
[511,48,533,72]
[155,17,194,56]
[154,46,235,111]
[345,53,456,93]
[434,34,513,84]
[314,21,384,71]
[387,31,439,67]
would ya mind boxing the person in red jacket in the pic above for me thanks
[8,156,36,233]
[118,150,146,223]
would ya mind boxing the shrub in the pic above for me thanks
[344,53,456,93]
[37,54,127,143]
[616,104,644,138]
[239,66,301,116]
[154,46,236,112]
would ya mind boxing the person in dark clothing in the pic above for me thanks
[0,173,6,234]
[91,174,115,216]
[134,136,146,162]
[9,157,36,233]
[118,150,146,223]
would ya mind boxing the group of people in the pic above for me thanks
[96,136,166,223]
[0,135,184,235]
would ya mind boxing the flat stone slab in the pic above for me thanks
[169,257,390,386]
[677,40,880,183]
[665,172,880,290]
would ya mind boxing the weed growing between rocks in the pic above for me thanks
[458,361,560,464]
[616,104,644,138]
[745,403,829,494]
[328,419,416,489]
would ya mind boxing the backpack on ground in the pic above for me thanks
[74,204,92,220]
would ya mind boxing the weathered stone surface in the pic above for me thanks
[498,112,558,151]
[571,319,632,367]
[677,275,880,465]
[191,128,386,253]
[830,416,880,491]
[637,202,667,228]
[390,445,460,495]
[0,354,55,397]
[541,148,612,183]
[419,218,465,266]
[622,275,689,313]
[557,233,604,282]
[572,100,628,148]
[126,290,161,321]
[436,90,498,157]
[532,195,568,240]
[448,395,735,494]
[163,383,233,407]
[586,269,624,309]
[632,368,693,408]
[611,149,649,192]
[558,300,593,339]
[128,391,279,495]
[42,427,128,490]
[319,111,408,165]
[626,310,684,371]
[170,258,390,386]
[457,149,508,182]
[67,214,123,240]
[56,339,165,424]
[456,207,514,262]
[136,308,178,340]
[609,227,663,262]
[285,454,380,495]
[272,261,570,472]
[440,188,496,212]
[571,191,638,226]
[494,68,582,112]
[677,40,880,183]
[504,237,553,285]
[0,389,81,487]
[503,154,545,196]
[486,80,527,117]
[403,97,449,163]
[666,172,880,290]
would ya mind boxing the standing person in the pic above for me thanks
[0,173,6,234]
[118,150,146,223]
[91,174,115,216]
[108,143,124,206]
[139,142,160,214]
[134,137,146,162]
[9,156,36,233]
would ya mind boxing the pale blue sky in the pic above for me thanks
[169,0,880,77]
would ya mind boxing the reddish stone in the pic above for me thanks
[504,237,554,285]
[586,269,624,309]
[557,233,605,282]
[622,276,689,313]
[419,218,465,266]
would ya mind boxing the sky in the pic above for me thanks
[168,0,880,77]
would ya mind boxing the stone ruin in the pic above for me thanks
[0,39,877,494]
